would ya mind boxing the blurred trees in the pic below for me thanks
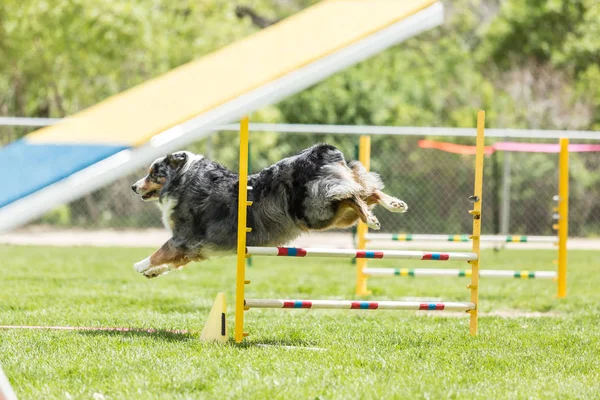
[277,0,598,130]
[0,0,254,120]
[2,0,597,130]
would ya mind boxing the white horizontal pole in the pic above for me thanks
[4,117,599,140]
[480,270,556,279]
[366,233,558,243]
[363,268,557,279]
[246,246,477,261]
[244,299,475,311]
[0,116,61,127]
[216,124,600,140]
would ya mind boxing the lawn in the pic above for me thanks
[1,244,599,399]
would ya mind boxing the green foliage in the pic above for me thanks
[2,0,597,128]
[275,0,599,130]
[480,0,586,68]
[37,204,71,226]
[0,0,254,117]
[480,0,599,73]
[477,0,600,128]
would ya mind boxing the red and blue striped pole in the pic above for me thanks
[246,246,477,261]
[244,299,475,311]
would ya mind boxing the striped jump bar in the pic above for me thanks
[244,299,475,311]
[246,247,477,261]
[363,268,557,279]
[366,234,557,243]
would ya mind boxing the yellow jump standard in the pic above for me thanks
[556,138,569,298]
[234,112,485,343]
[355,113,484,334]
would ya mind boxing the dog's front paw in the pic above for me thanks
[134,257,151,273]
[143,264,171,279]
[366,213,381,230]
[134,257,171,278]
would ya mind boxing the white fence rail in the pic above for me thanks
[2,117,599,140]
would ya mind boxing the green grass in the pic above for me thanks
[1,244,600,399]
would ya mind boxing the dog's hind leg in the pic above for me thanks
[348,160,383,193]
[349,161,407,213]
[341,198,381,230]
[134,239,198,279]
[368,190,408,213]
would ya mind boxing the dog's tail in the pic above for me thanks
[347,160,384,192]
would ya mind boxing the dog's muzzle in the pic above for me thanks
[132,180,160,201]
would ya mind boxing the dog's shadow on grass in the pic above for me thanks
[236,337,326,351]
[75,329,325,349]
[77,328,197,342]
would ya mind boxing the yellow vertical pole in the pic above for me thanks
[557,138,569,298]
[469,110,485,336]
[356,135,372,296]
[235,116,250,343]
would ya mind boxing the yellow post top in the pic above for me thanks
[359,136,371,171]
[26,0,438,147]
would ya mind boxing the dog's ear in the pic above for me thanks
[165,152,187,168]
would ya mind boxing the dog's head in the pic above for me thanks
[131,151,194,201]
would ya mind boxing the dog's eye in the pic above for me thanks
[149,173,161,181]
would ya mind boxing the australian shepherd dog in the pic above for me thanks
[132,144,407,278]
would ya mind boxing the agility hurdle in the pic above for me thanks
[234,111,485,343]
[357,134,569,298]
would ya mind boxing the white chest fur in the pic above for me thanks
[158,197,178,233]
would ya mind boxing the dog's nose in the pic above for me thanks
[131,184,137,193]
